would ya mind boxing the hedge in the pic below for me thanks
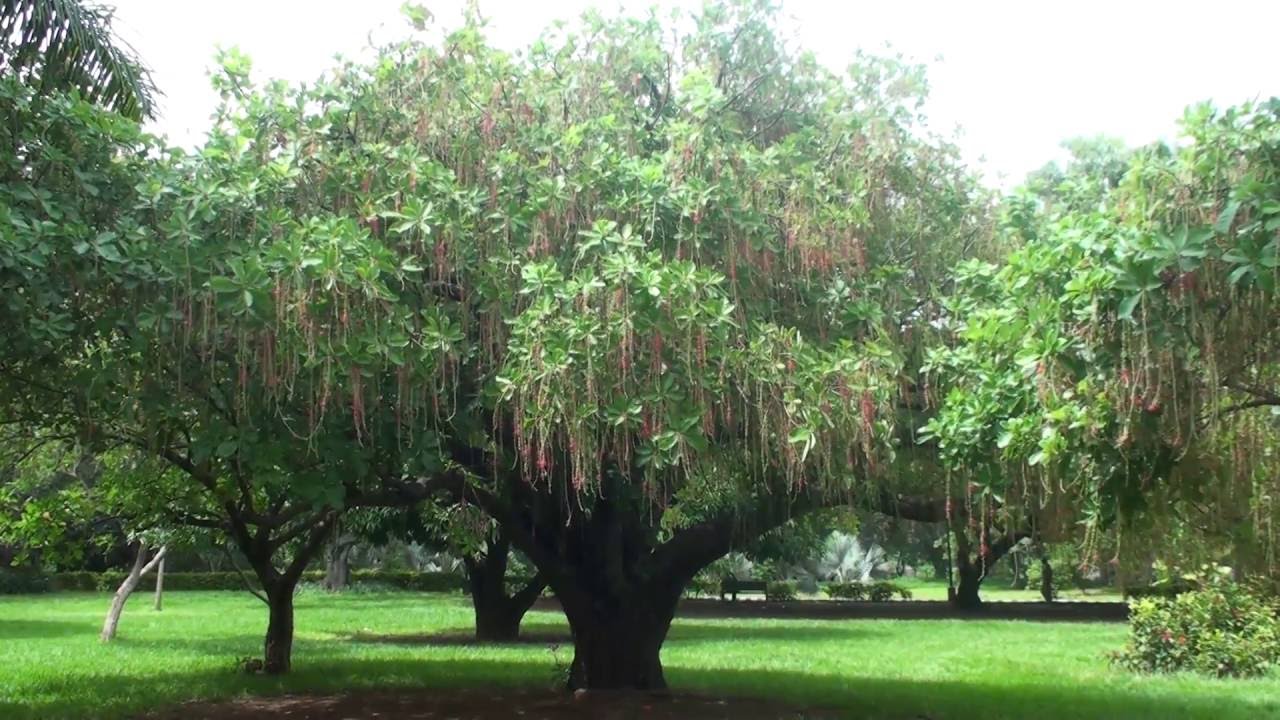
[0,569,470,594]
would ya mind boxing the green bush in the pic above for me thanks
[765,580,798,602]
[686,576,718,598]
[824,581,910,601]
[868,582,897,602]
[1112,581,1280,678]
[824,582,866,600]
[0,569,51,594]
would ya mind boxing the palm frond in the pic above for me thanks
[0,0,156,119]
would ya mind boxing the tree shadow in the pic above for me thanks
[0,617,98,640]
[10,655,1277,720]
[668,620,888,644]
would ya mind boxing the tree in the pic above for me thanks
[0,71,458,674]
[921,99,1280,603]
[3,0,984,686]
[0,0,156,119]
[100,539,166,641]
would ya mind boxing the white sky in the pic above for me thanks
[108,0,1280,188]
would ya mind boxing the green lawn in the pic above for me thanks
[1,591,1277,720]
[892,576,1126,603]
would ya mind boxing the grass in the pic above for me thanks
[0,591,1276,720]
[892,576,1126,603]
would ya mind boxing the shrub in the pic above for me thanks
[686,576,718,598]
[868,581,897,602]
[824,582,866,600]
[765,580,798,602]
[1112,581,1280,678]
[0,569,50,594]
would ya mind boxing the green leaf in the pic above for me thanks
[209,277,238,293]
[1214,201,1240,234]
[1117,293,1142,320]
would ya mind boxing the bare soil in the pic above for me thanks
[144,689,835,720]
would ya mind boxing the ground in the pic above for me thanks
[1,591,1277,720]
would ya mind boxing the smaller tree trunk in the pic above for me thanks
[323,537,353,591]
[101,543,167,642]
[1009,552,1028,589]
[1039,555,1055,603]
[465,534,546,642]
[153,556,165,611]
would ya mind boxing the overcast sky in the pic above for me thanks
[107,0,1279,187]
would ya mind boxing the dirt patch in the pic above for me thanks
[348,629,573,647]
[144,688,835,719]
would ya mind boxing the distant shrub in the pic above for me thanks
[824,582,866,600]
[0,569,50,594]
[824,581,910,601]
[765,580,798,602]
[686,576,718,598]
[1112,581,1280,678]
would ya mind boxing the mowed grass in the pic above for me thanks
[1,591,1277,720]
[892,577,1126,603]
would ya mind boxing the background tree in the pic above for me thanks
[0,0,156,119]
[921,99,1280,603]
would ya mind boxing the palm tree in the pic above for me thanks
[1,0,156,119]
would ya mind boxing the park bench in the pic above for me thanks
[720,575,768,601]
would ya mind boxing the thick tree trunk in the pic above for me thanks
[101,543,167,641]
[953,560,984,610]
[465,534,546,642]
[559,586,678,691]
[263,584,295,674]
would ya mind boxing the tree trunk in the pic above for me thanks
[153,556,165,611]
[263,583,295,674]
[323,538,352,591]
[954,560,984,610]
[559,586,678,691]
[465,534,546,642]
[1039,555,1055,602]
[101,543,167,641]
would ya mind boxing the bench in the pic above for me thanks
[720,576,767,601]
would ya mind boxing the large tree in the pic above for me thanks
[3,1,984,687]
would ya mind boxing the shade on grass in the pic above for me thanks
[0,591,1276,720]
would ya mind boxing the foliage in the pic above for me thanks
[0,569,51,594]
[823,580,911,601]
[921,100,1280,573]
[764,579,798,601]
[0,0,156,119]
[817,531,884,582]
[1113,579,1280,678]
